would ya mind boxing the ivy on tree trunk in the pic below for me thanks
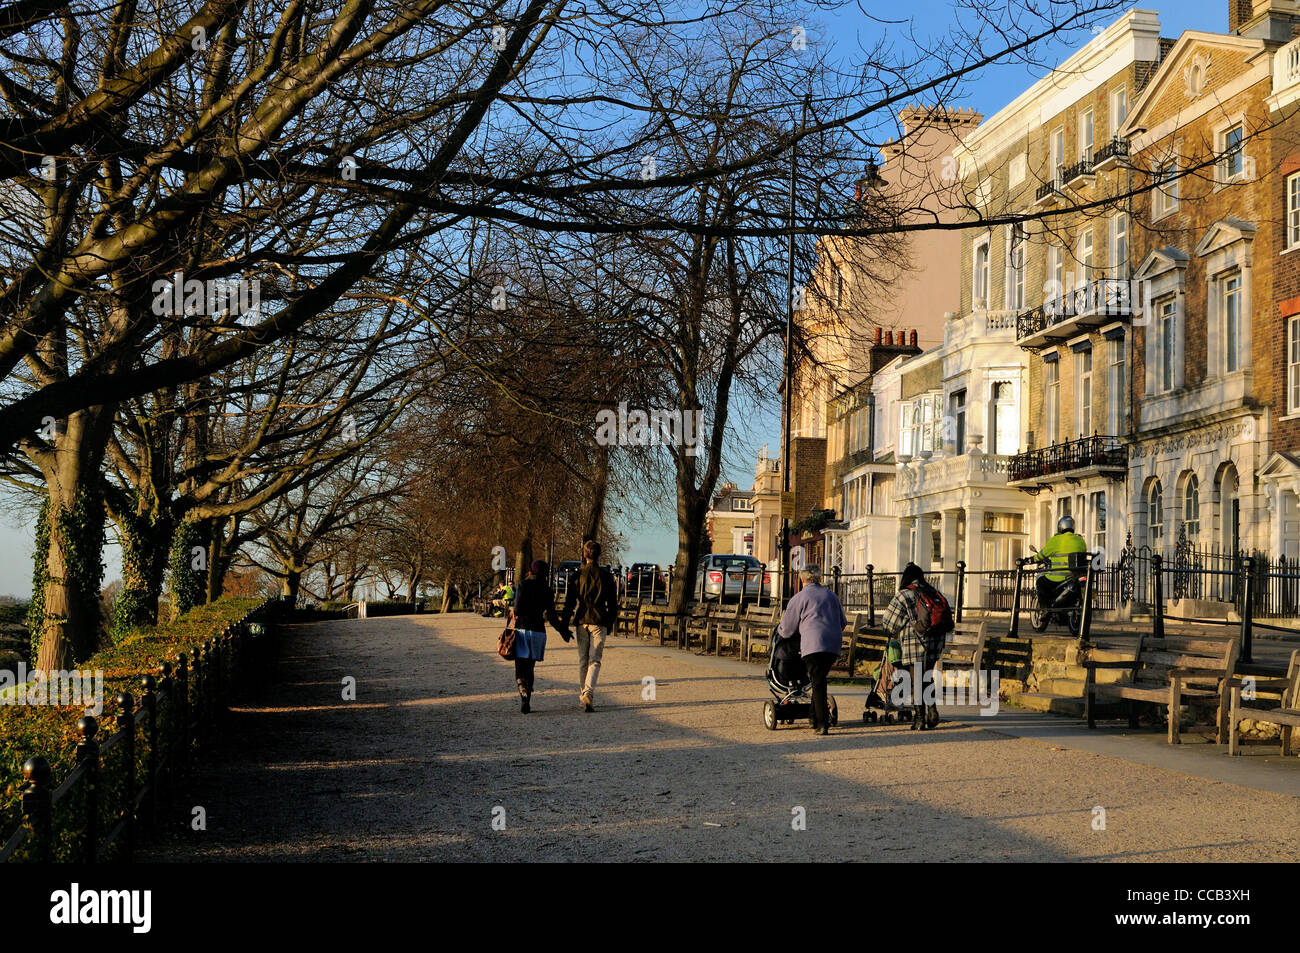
[168,520,205,621]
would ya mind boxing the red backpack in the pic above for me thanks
[908,582,954,638]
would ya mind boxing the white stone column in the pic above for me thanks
[915,514,933,571]
[941,510,961,573]
[897,517,916,571]
[964,507,986,573]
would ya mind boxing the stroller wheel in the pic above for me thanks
[829,696,839,727]
[763,700,778,731]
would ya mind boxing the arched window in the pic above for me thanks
[1183,474,1200,544]
[1148,480,1164,550]
[1217,464,1240,555]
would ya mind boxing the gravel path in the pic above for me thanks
[139,613,1300,862]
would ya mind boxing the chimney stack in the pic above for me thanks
[1234,0,1300,39]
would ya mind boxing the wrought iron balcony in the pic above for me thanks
[1015,277,1139,348]
[1063,157,1094,185]
[1034,179,1061,206]
[1091,137,1129,171]
[1007,434,1126,486]
[1016,304,1048,341]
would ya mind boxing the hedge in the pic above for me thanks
[0,598,260,837]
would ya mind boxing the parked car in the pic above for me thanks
[626,562,665,599]
[694,554,771,603]
[552,560,581,595]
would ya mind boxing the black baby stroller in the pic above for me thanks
[861,637,915,724]
[762,627,838,730]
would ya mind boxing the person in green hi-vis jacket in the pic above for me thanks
[1036,515,1087,608]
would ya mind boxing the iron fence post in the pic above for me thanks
[869,564,880,621]
[20,756,52,863]
[117,691,135,860]
[955,561,966,623]
[1079,557,1095,645]
[76,718,98,863]
[1152,553,1165,641]
[176,653,189,778]
[160,661,175,798]
[142,674,158,828]
[1009,559,1025,640]
[1240,555,1254,664]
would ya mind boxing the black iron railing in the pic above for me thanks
[1035,180,1059,203]
[1092,137,1129,166]
[1063,157,1093,184]
[1007,434,1125,483]
[1,599,283,863]
[1016,304,1047,340]
[1017,278,1137,342]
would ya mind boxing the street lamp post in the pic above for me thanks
[779,101,884,603]
[780,102,803,604]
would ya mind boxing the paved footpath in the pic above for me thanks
[140,613,1300,862]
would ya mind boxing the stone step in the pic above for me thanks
[1065,664,1129,684]
[1008,691,1085,716]
[1034,677,1088,697]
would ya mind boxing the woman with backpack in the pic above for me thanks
[879,563,952,730]
[508,560,571,713]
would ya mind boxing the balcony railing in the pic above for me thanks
[1063,157,1093,185]
[1034,179,1061,204]
[1016,277,1138,344]
[1091,137,1129,169]
[1007,434,1126,484]
[1274,35,1300,96]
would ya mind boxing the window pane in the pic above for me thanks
[1224,275,1240,373]
[1223,124,1243,178]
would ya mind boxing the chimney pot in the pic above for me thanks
[910,329,918,347]
[874,326,882,345]
[885,330,893,346]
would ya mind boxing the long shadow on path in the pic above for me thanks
[138,615,1300,863]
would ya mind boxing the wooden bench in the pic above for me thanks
[684,603,713,650]
[1083,632,1239,744]
[615,600,639,637]
[738,604,780,662]
[934,621,989,686]
[708,602,744,655]
[1228,649,1300,756]
[637,605,674,644]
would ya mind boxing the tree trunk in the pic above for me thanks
[515,529,534,584]
[440,573,453,613]
[32,408,112,670]
[583,443,611,543]
[283,569,302,601]
[667,483,709,615]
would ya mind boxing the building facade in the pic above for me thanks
[773,2,1300,589]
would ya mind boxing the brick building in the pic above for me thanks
[980,10,1168,563]
[1121,2,1300,563]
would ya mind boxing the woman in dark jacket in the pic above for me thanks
[508,560,570,712]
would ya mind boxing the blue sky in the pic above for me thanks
[0,0,1231,596]
[612,0,1229,569]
